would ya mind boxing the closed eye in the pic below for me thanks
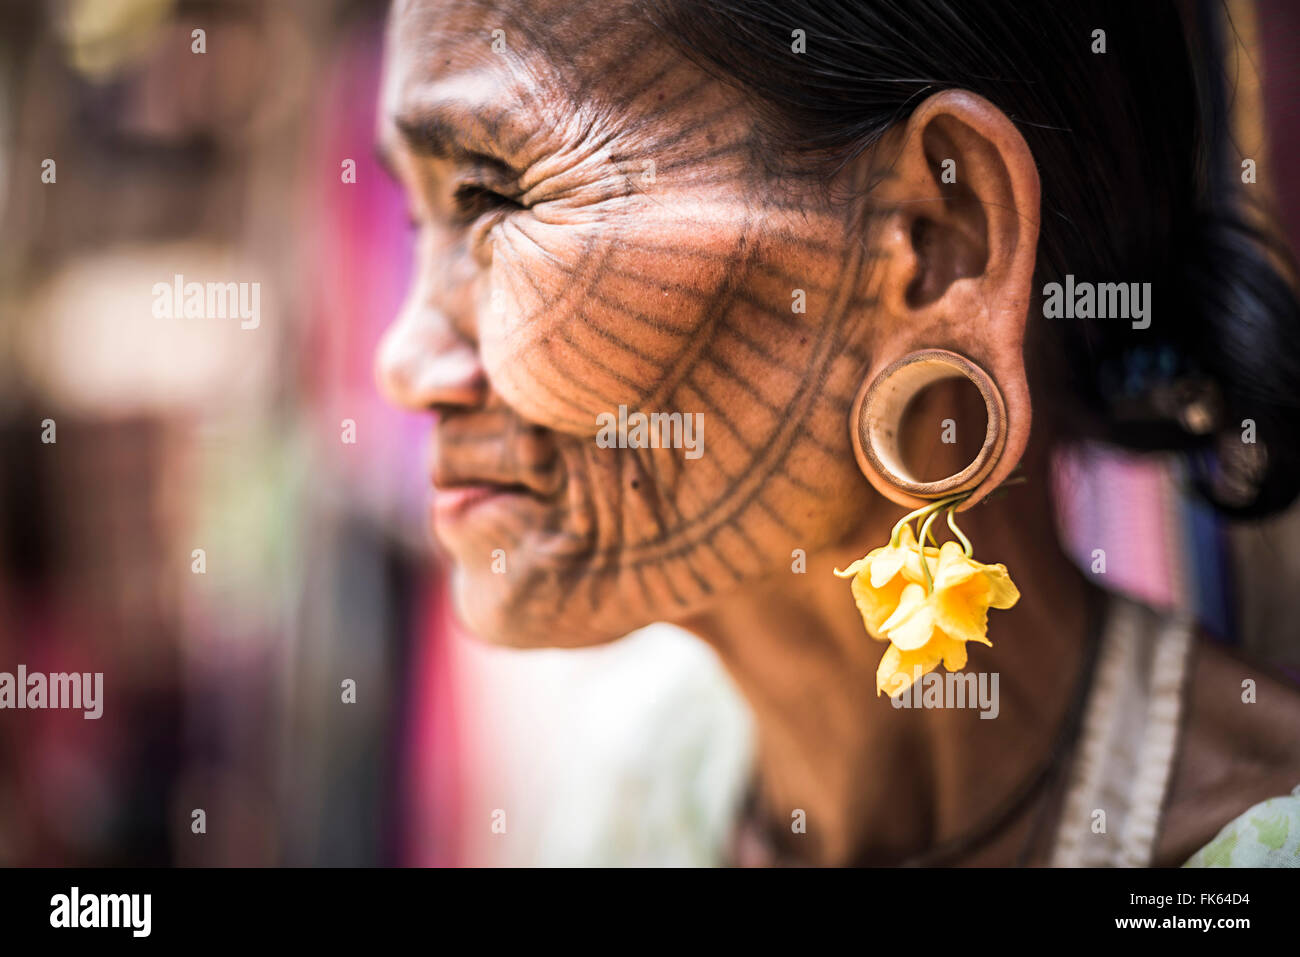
[452,182,523,225]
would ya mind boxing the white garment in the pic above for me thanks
[455,622,754,866]
[1050,596,1195,866]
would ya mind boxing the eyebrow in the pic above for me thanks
[381,107,519,178]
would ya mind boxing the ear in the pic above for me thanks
[851,89,1040,510]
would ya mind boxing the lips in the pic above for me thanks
[427,412,563,499]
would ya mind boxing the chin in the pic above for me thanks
[447,564,631,649]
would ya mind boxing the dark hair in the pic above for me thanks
[642,0,1300,517]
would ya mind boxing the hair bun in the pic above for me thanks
[1180,208,1300,516]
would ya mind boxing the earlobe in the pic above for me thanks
[852,89,1040,510]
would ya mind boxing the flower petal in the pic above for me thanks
[937,631,969,671]
[832,557,867,578]
[877,642,942,697]
[933,542,983,589]
[932,590,992,645]
[876,644,904,697]
[902,546,942,585]
[983,563,1021,609]
[868,549,906,589]
[879,583,936,651]
[850,573,906,638]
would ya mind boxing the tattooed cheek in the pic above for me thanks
[476,215,707,432]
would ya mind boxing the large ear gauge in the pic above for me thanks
[850,348,1007,510]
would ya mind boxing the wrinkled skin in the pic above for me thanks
[376,0,890,647]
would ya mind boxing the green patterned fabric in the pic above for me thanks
[1183,785,1300,868]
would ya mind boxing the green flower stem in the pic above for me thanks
[886,491,974,592]
[889,503,934,548]
[917,507,944,592]
[888,493,966,547]
[946,506,973,558]
[873,478,1020,594]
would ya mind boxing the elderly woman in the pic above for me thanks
[374,0,1300,866]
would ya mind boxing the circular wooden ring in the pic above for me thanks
[855,349,1006,498]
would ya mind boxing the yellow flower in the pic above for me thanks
[835,496,1022,698]
[833,524,939,637]
[873,541,1020,696]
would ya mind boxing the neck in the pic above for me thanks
[677,438,1096,865]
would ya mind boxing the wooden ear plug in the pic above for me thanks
[852,349,1006,505]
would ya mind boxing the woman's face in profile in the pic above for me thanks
[377,0,883,646]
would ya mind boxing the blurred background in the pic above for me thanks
[0,0,1297,867]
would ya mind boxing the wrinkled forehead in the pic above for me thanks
[381,0,661,136]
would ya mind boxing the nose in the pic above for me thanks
[375,298,487,411]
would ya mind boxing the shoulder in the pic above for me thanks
[1154,636,1300,866]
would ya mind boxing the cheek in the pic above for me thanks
[464,186,883,624]
[477,194,755,433]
